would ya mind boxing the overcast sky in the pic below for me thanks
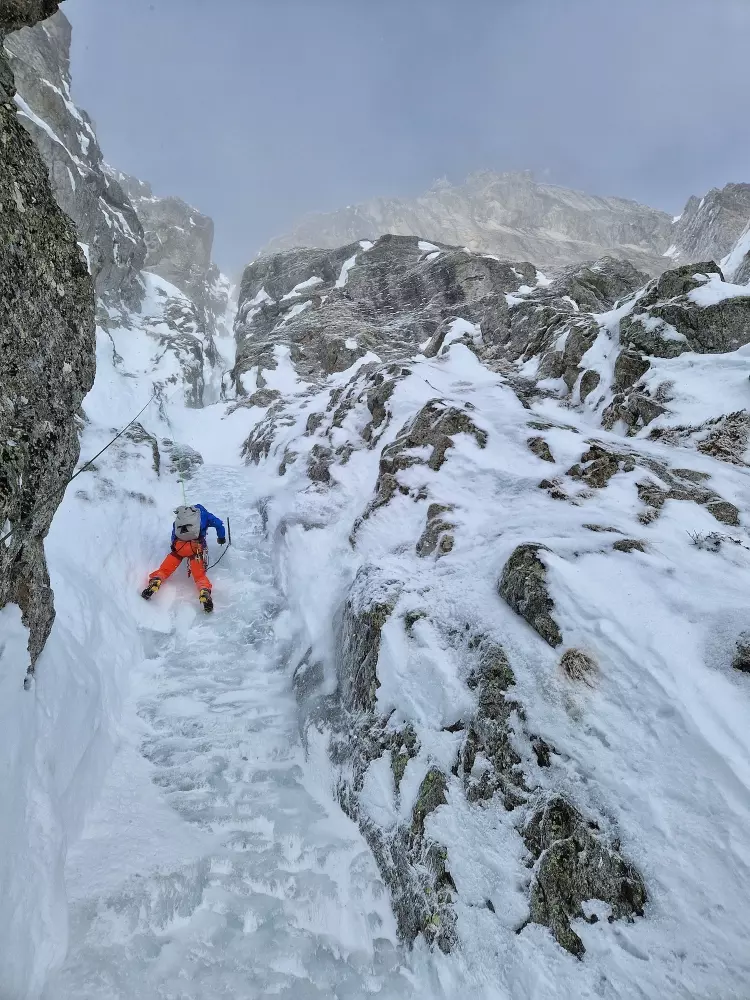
[63,0,750,274]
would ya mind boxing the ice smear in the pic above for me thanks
[336,253,358,288]
[281,276,323,300]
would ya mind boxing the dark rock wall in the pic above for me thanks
[0,0,95,670]
[4,10,146,319]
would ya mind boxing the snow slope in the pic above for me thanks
[234,338,750,999]
[6,216,750,998]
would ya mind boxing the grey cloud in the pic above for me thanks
[62,0,750,273]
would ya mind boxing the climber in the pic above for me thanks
[141,503,226,613]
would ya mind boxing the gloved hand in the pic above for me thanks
[218,537,226,545]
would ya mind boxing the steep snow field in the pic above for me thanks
[21,316,749,998]
[42,470,427,999]
[240,341,750,999]
[2,296,441,998]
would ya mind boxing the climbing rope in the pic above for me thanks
[0,380,194,548]
[0,389,165,548]
[208,518,232,570]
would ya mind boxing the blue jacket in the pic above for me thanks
[172,504,225,544]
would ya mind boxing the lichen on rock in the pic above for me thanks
[416,503,456,557]
[523,795,647,957]
[1,11,95,669]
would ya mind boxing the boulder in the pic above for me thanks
[620,262,750,358]
[524,795,647,957]
[499,545,563,647]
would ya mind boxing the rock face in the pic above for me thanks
[671,183,750,264]
[4,11,146,317]
[619,262,750,358]
[264,170,673,276]
[523,796,647,957]
[109,168,231,335]
[499,545,563,647]
[233,234,536,389]
[0,2,96,670]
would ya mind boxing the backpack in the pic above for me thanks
[173,505,202,542]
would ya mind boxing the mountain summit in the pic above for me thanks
[264,170,674,275]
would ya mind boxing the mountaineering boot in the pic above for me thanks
[199,588,214,613]
[141,579,161,600]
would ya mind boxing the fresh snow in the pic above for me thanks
[281,276,323,300]
[249,340,750,999]
[5,291,435,999]
[5,297,750,999]
[439,318,481,353]
[687,271,750,307]
[3,173,750,1000]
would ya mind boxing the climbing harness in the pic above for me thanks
[186,540,209,579]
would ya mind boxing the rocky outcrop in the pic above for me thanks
[499,545,563,647]
[670,183,750,264]
[727,227,750,286]
[500,257,648,390]
[459,639,527,809]
[4,11,146,318]
[1,1,96,670]
[109,168,231,335]
[141,281,218,407]
[648,411,750,467]
[264,170,673,276]
[523,796,647,957]
[328,567,457,953]
[233,235,534,388]
[619,262,750,358]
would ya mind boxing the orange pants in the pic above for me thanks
[150,539,211,592]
